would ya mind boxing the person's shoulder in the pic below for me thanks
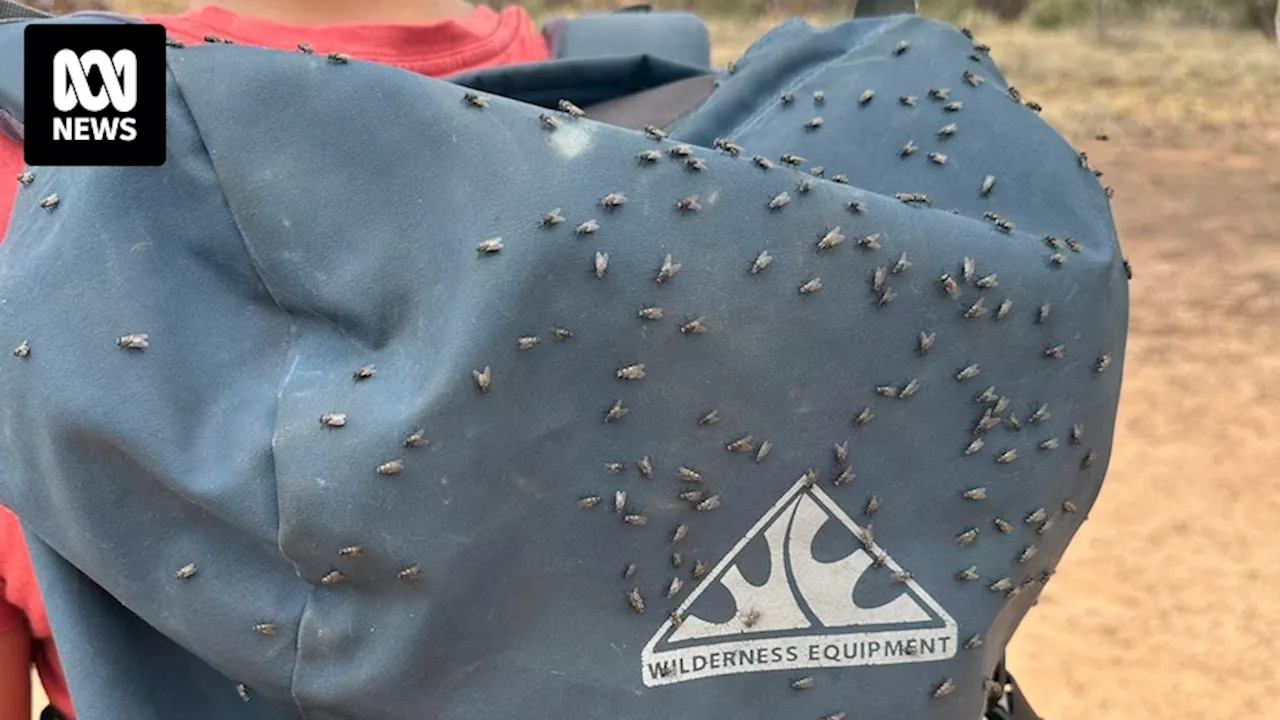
[0,504,28,562]
[0,503,45,646]
[0,504,29,591]
[0,136,21,242]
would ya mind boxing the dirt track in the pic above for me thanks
[1008,137,1280,719]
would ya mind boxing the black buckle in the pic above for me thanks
[984,660,1041,720]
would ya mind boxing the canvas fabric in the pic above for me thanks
[0,9,1123,720]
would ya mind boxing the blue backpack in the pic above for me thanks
[0,3,1125,719]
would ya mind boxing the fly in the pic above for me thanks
[117,333,149,350]
[557,99,585,118]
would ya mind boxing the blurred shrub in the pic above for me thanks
[974,0,1031,19]
[920,0,992,19]
[1028,0,1094,26]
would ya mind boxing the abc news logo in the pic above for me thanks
[53,48,140,142]
[24,23,166,166]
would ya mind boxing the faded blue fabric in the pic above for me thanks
[0,13,1125,720]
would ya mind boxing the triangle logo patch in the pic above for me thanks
[641,476,958,687]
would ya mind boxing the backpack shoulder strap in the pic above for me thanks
[856,0,920,16]
[0,17,30,140]
[542,8,712,71]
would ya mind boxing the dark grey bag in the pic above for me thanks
[0,7,1123,720]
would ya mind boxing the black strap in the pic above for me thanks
[0,0,49,20]
[856,0,920,16]
[583,73,716,131]
[986,659,1043,720]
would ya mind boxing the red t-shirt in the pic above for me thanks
[0,5,548,716]
[0,3,550,237]
[0,504,72,717]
